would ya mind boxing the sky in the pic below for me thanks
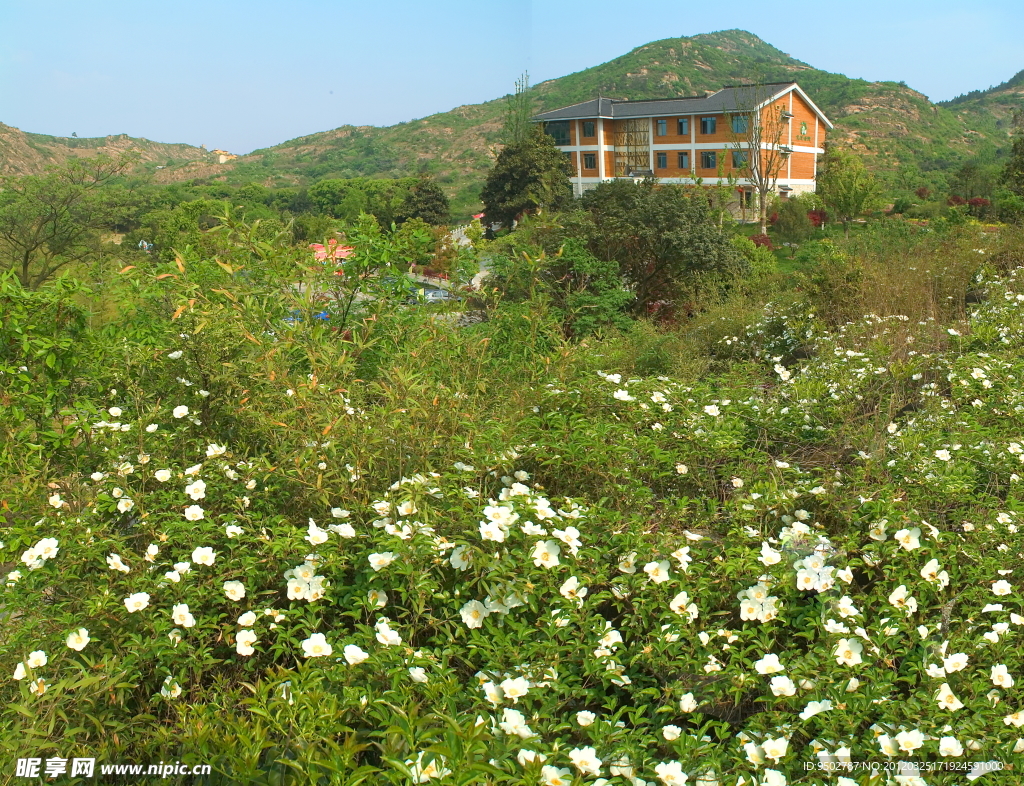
[1,0,1020,155]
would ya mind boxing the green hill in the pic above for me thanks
[213,29,1020,216]
[0,123,215,178]
[9,30,1018,217]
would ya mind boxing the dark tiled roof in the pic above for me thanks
[533,83,797,121]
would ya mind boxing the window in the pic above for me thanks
[731,115,749,134]
[545,120,571,146]
[700,116,716,135]
[656,152,667,169]
[700,151,716,169]
[583,153,596,170]
[582,121,596,138]
[656,119,667,136]
[731,150,749,169]
[677,118,689,136]
[677,152,689,169]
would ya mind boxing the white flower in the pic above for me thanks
[754,653,785,674]
[25,651,46,669]
[407,666,429,684]
[761,736,788,763]
[937,735,963,757]
[943,653,969,673]
[731,477,744,488]
[48,493,63,509]
[173,405,189,418]
[935,682,964,711]
[704,404,720,417]
[679,693,698,712]
[155,469,172,482]
[894,527,921,550]
[644,560,671,583]
[993,580,1013,596]
[661,724,682,741]
[374,618,402,646]
[834,638,863,667]
[160,675,182,698]
[568,746,602,777]
[499,707,534,739]
[171,603,196,628]
[236,629,258,656]
[576,710,596,727]
[675,463,688,475]
[991,664,1014,688]
[499,676,530,703]
[653,761,689,786]
[64,627,90,651]
[368,552,395,571]
[191,546,216,566]
[799,699,832,719]
[460,600,490,629]
[448,545,471,571]
[238,611,257,627]
[532,540,561,568]
[146,423,159,432]
[223,581,246,601]
[184,505,205,521]
[613,389,634,402]
[306,520,328,546]
[759,542,782,565]
[206,443,226,457]
[168,350,183,360]
[124,592,150,612]
[770,675,796,696]
[185,479,206,500]
[559,576,588,602]
[225,525,244,538]
[301,632,332,657]
[669,591,699,621]
[344,644,369,665]
[106,553,130,573]
[895,729,925,752]
[934,449,952,461]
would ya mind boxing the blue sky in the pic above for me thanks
[0,0,1020,154]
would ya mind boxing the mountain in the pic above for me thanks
[0,123,216,178]
[4,31,1021,215]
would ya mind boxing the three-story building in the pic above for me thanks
[532,82,832,207]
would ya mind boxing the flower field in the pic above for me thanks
[2,223,1024,784]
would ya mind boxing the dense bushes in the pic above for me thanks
[2,214,1024,783]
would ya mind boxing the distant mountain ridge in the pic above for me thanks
[0,123,214,178]
[3,30,1021,216]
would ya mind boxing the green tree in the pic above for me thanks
[568,179,745,313]
[817,146,882,236]
[397,176,450,225]
[1001,111,1024,199]
[481,124,573,228]
[0,155,136,289]
[500,72,534,147]
[773,195,815,251]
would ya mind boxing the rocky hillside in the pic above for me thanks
[0,123,216,178]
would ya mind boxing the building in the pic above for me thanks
[532,82,833,206]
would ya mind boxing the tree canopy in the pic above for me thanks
[0,155,136,289]
[569,179,745,313]
[480,124,573,228]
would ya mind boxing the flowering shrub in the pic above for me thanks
[2,224,1024,783]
